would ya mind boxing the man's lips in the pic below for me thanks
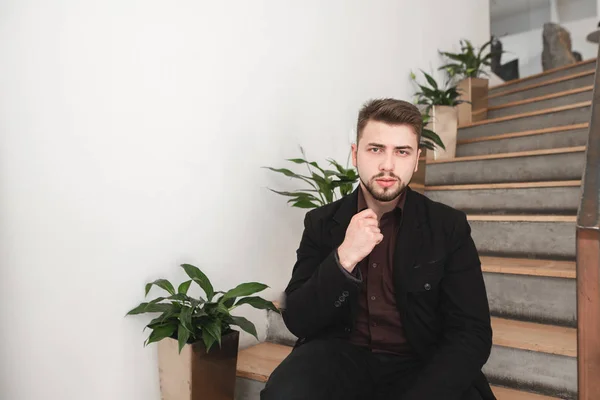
[375,178,397,188]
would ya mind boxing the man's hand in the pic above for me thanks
[337,209,383,272]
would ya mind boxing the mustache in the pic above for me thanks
[372,173,399,180]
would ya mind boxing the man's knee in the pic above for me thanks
[260,367,326,400]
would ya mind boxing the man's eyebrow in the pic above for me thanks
[366,142,414,151]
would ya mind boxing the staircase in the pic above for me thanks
[235,58,596,400]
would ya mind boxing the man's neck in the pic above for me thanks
[359,183,401,219]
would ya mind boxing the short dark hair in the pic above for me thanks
[356,98,422,145]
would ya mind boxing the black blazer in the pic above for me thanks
[282,187,495,400]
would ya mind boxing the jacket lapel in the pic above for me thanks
[393,187,424,294]
[331,188,359,248]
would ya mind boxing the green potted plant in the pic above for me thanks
[126,263,279,400]
[411,70,461,160]
[438,39,499,125]
[263,147,358,210]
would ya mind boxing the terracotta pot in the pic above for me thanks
[456,77,488,126]
[158,330,240,400]
[425,105,458,160]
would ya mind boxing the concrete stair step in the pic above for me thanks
[424,147,586,186]
[456,124,589,157]
[467,215,576,260]
[458,102,591,140]
[481,256,576,327]
[485,318,577,399]
[481,256,576,279]
[488,70,594,107]
[235,342,563,400]
[425,180,581,214]
[489,58,596,96]
[487,87,592,119]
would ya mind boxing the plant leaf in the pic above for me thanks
[145,279,176,296]
[421,70,438,90]
[181,264,215,301]
[178,280,192,295]
[203,320,222,348]
[228,316,258,340]
[178,305,194,333]
[145,323,177,346]
[177,322,190,352]
[202,329,217,352]
[222,283,268,301]
[234,296,280,313]
[127,302,172,315]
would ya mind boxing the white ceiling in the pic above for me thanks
[490,0,550,20]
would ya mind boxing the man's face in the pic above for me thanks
[352,120,421,203]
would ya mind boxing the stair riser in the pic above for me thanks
[459,106,591,140]
[489,63,595,96]
[425,186,581,214]
[488,74,594,107]
[470,220,575,260]
[425,152,585,186]
[484,346,576,399]
[484,273,576,327]
[236,378,265,400]
[456,129,589,157]
[267,309,297,346]
[487,91,592,119]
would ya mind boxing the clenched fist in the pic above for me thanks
[337,209,383,272]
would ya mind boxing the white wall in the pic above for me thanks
[0,1,489,399]
[492,0,598,78]
[500,16,598,77]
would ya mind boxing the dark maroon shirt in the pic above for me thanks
[346,187,412,355]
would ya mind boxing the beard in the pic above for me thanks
[359,171,408,202]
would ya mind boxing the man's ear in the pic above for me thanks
[351,143,358,168]
[414,148,422,172]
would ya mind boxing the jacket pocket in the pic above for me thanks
[408,258,445,293]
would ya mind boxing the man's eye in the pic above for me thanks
[370,148,381,153]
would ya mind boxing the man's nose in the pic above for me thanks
[380,155,394,171]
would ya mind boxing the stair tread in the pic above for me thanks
[236,342,562,398]
[467,214,576,222]
[491,317,576,357]
[492,386,561,400]
[425,180,581,191]
[481,256,576,279]
[237,342,292,382]
[488,69,595,99]
[487,85,593,112]
[460,101,590,129]
[490,58,596,91]
[427,146,586,165]
[457,123,589,145]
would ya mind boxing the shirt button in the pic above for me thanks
[424,283,431,291]
[339,296,345,302]
[342,291,349,297]
[370,296,376,301]
[372,263,378,268]
[335,301,341,307]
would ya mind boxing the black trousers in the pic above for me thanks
[260,338,483,400]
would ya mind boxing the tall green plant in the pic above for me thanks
[421,114,446,151]
[411,70,465,112]
[439,38,499,79]
[126,263,279,353]
[263,147,358,209]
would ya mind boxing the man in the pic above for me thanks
[261,99,495,400]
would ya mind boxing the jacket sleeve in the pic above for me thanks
[282,211,362,339]
[403,212,493,400]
